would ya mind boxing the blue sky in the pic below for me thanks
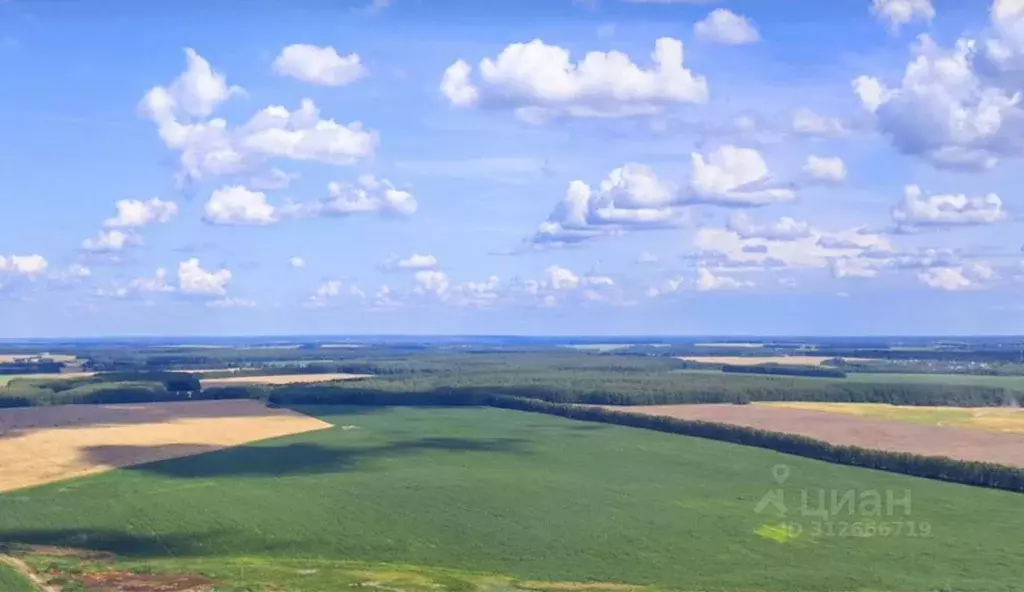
[1,0,1023,337]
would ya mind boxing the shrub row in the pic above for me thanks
[721,364,848,378]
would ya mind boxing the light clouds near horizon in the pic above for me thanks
[1,0,1022,336]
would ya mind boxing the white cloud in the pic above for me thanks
[207,297,257,309]
[695,224,893,272]
[130,268,174,293]
[694,9,760,45]
[792,108,847,137]
[646,276,685,298]
[531,146,790,245]
[178,258,231,296]
[871,0,935,32]
[441,37,708,119]
[0,254,48,276]
[317,175,418,217]
[696,267,753,291]
[803,155,848,183]
[249,168,298,190]
[983,0,1024,78]
[65,264,92,279]
[384,253,438,270]
[830,257,881,278]
[81,229,139,253]
[689,145,795,205]
[273,44,367,86]
[891,184,1007,227]
[290,256,306,268]
[853,35,1024,170]
[104,198,178,229]
[142,52,377,181]
[727,213,812,241]
[918,262,996,291]
[204,185,278,225]
[547,265,582,291]
[413,270,450,297]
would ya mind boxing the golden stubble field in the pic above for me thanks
[0,400,332,493]
[200,373,369,387]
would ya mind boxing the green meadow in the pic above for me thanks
[0,406,1021,591]
[0,563,34,592]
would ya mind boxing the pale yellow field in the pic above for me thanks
[0,353,77,363]
[200,373,369,387]
[0,400,331,493]
[761,401,1024,434]
[677,355,868,366]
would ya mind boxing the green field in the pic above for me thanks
[676,368,1024,392]
[0,562,35,592]
[1,406,1022,591]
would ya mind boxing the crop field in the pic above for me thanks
[1,406,1022,591]
[763,402,1024,433]
[606,404,1024,468]
[0,372,94,387]
[677,355,867,366]
[200,373,369,387]
[0,400,330,493]
[844,372,1024,389]
[0,354,77,363]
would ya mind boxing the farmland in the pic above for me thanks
[764,401,1024,433]
[678,355,867,366]
[200,373,369,387]
[604,403,1024,468]
[1,406,1023,591]
[0,400,330,492]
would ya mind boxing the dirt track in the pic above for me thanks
[602,404,1024,468]
[0,400,331,493]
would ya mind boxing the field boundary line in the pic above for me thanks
[0,554,58,592]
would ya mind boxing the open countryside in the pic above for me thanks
[764,401,1024,433]
[3,406,1024,592]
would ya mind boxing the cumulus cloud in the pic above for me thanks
[891,184,1007,227]
[290,256,306,268]
[853,34,1024,170]
[307,279,366,307]
[383,253,438,270]
[871,0,935,32]
[413,270,450,297]
[441,37,708,120]
[696,267,753,291]
[0,254,48,276]
[141,50,378,182]
[696,224,893,273]
[694,9,760,45]
[531,146,790,245]
[803,155,848,183]
[792,108,848,137]
[204,186,278,225]
[178,258,231,296]
[727,213,812,241]
[273,44,367,86]
[130,268,174,293]
[646,276,685,298]
[982,0,1024,80]
[81,229,139,253]
[689,145,795,205]
[918,262,996,290]
[104,198,178,229]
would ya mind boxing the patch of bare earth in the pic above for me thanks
[201,373,370,387]
[601,404,1024,468]
[676,356,869,366]
[80,570,216,592]
[0,400,332,493]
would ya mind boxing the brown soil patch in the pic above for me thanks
[601,404,1024,468]
[676,356,868,366]
[201,373,369,387]
[80,570,215,591]
[0,400,331,493]
[0,354,77,363]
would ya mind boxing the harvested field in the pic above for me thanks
[763,401,1024,434]
[603,404,1024,468]
[0,400,331,493]
[0,354,77,363]
[677,355,866,366]
[0,372,95,387]
[200,373,369,387]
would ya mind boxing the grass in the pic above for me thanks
[0,406,1022,591]
[0,562,35,592]
[761,402,1024,433]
